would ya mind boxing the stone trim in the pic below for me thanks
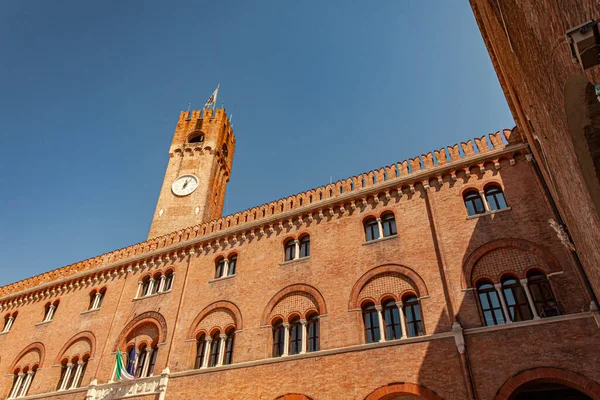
[361,234,399,246]
[465,207,512,220]
[187,301,243,339]
[260,284,327,326]
[464,312,591,335]
[279,256,311,266]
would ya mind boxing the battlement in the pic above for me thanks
[0,128,524,300]
[172,108,235,147]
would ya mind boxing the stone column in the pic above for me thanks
[395,301,408,338]
[222,259,230,277]
[18,370,34,397]
[141,347,153,378]
[282,322,291,356]
[217,334,227,366]
[92,293,102,309]
[85,379,97,400]
[494,283,512,323]
[136,281,143,298]
[133,350,141,376]
[158,275,166,292]
[376,218,384,239]
[147,278,155,295]
[479,190,490,211]
[293,240,300,260]
[3,316,14,333]
[45,305,56,322]
[60,363,74,390]
[9,372,24,399]
[300,319,308,354]
[520,278,540,319]
[158,368,170,400]
[374,305,386,342]
[70,360,85,389]
[201,337,212,368]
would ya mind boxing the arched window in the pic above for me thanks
[151,274,161,295]
[382,299,401,340]
[163,271,174,291]
[484,185,508,211]
[289,317,302,355]
[141,276,151,297]
[299,235,310,258]
[148,345,158,376]
[195,334,207,369]
[2,312,16,333]
[272,320,285,357]
[364,217,380,241]
[362,302,380,343]
[126,346,136,376]
[224,329,235,365]
[527,271,560,317]
[403,296,424,337]
[76,355,89,388]
[476,281,505,326]
[65,357,78,389]
[88,290,97,310]
[135,344,147,378]
[284,239,296,261]
[43,300,59,322]
[381,213,397,237]
[463,190,485,216]
[222,143,229,158]
[501,277,533,322]
[215,258,226,278]
[307,313,319,352]
[188,132,204,143]
[56,361,68,391]
[9,365,37,399]
[89,288,106,310]
[228,255,237,276]
[209,333,220,367]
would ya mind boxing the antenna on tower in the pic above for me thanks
[187,103,191,113]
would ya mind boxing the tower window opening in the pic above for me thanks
[188,133,204,143]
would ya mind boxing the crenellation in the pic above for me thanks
[447,144,460,162]
[434,148,448,165]
[474,136,490,153]
[421,153,435,168]
[460,140,476,156]
[409,157,421,172]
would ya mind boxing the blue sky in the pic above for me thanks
[0,1,513,286]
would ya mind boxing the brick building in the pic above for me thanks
[0,107,599,400]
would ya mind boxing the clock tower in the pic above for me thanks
[148,107,235,239]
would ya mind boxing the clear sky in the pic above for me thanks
[0,1,514,286]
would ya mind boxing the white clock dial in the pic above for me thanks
[172,175,199,196]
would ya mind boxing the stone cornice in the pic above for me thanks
[0,135,528,303]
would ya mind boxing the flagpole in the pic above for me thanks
[213,83,220,113]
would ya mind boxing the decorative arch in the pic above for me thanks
[187,300,243,339]
[461,238,561,289]
[275,394,314,400]
[349,265,429,310]
[54,331,96,364]
[114,311,167,351]
[364,382,444,400]
[9,342,45,371]
[495,367,600,400]
[261,284,327,326]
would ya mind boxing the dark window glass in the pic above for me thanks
[404,296,424,337]
[284,240,296,261]
[362,303,380,343]
[135,346,147,378]
[88,293,96,310]
[142,278,151,296]
[76,360,87,388]
[126,347,136,376]
[56,364,67,390]
[364,218,380,241]
[148,347,158,376]
[10,372,20,397]
[528,272,560,317]
[151,276,160,295]
[195,335,206,369]
[189,134,204,143]
[209,335,220,367]
[502,278,533,322]
[307,314,319,352]
[164,272,174,291]
[66,360,77,388]
[97,290,105,308]
[289,318,302,355]
[383,300,401,340]
[215,259,225,279]
[222,144,229,157]
[228,256,237,276]
[300,236,310,258]
[224,332,235,365]
[381,214,397,237]
[464,191,485,216]
[485,185,508,211]
[273,322,285,357]
[477,282,505,326]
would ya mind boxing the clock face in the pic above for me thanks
[172,175,199,196]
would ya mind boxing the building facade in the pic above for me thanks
[0,108,599,400]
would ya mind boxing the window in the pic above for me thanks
[195,335,207,369]
[188,132,204,143]
[135,345,147,378]
[463,190,485,216]
[131,343,158,378]
[382,299,401,340]
[151,274,161,295]
[222,143,229,158]
[485,185,508,211]
[141,277,151,297]
[381,213,397,237]
[403,296,424,337]
[89,289,106,310]
[362,302,380,343]
[527,271,560,317]
[9,366,37,399]
[57,356,86,391]
[148,346,158,376]
[476,281,505,326]
[228,255,237,276]
[299,236,310,258]
[43,300,59,322]
[215,258,225,278]
[224,330,235,365]
[307,313,319,352]
[76,357,88,388]
[164,271,174,291]
[2,312,16,333]
[289,317,302,355]
[284,239,296,261]
[272,320,285,357]
[502,277,533,322]
[364,218,380,241]
[209,333,220,367]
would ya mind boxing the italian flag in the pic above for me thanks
[115,351,134,381]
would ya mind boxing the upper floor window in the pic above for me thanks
[527,271,560,317]
[484,184,508,211]
[2,312,17,333]
[89,288,106,311]
[224,329,235,365]
[299,235,310,258]
[188,131,204,143]
[501,276,533,322]
[307,313,320,352]
[289,317,302,356]
[43,300,59,322]
[364,217,380,242]
[284,236,310,262]
[476,281,505,326]
[164,270,175,291]
[131,343,159,378]
[222,143,229,158]
[381,213,397,237]
[361,302,380,344]
[137,271,174,298]
[403,295,424,337]
[382,299,401,340]
[284,239,296,261]
[272,320,286,357]
[195,328,236,369]
[463,190,485,216]
[215,255,237,279]
[209,333,220,368]
[56,355,88,391]
[8,366,37,399]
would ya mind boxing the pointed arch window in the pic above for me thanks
[403,296,424,337]
[464,190,485,216]
[476,281,505,326]
[361,302,380,343]
[501,277,533,322]
[382,299,401,340]
[484,184,508,211]
[527,271,560,317]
